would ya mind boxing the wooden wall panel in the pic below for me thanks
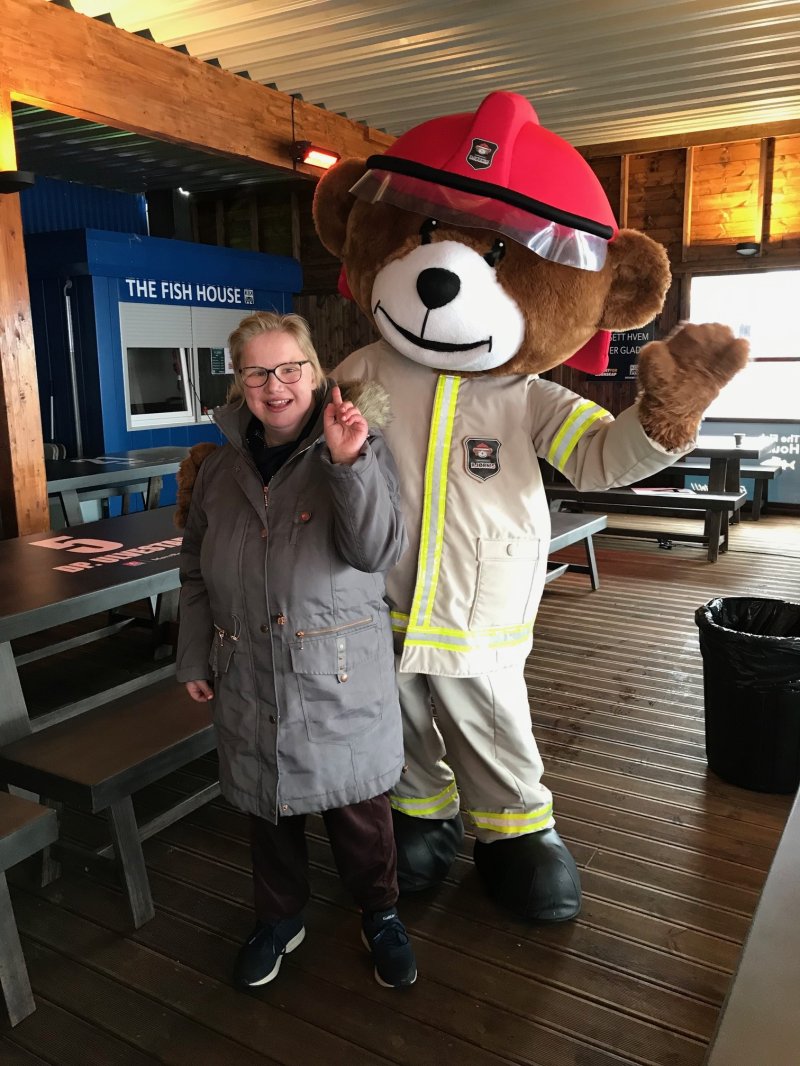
[589,156,623,224]
[294,293,378,370]
[625,151,685,262]
[689,141,762,246]
[770,135,800,249]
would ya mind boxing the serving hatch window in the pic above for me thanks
[125,345,193,423]
[690,270,800,421]
[119,303,245,428]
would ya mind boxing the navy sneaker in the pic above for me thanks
[233,915,305,988]
[361,907,417,988]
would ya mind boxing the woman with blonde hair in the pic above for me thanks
[176,310,416,990]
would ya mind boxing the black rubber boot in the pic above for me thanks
[473,828,581,922]
[392,808,465,893]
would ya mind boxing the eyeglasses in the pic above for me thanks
[240,361,310,387]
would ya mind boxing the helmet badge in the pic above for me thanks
[466,138,499,171]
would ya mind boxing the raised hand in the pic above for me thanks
[637,322,749,450]
[324,385,369,465]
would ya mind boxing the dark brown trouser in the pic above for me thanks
[250,793,398,923]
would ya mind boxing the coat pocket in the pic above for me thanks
[468,538,541,629]
[288,617,385,743]
[209,618,241,678]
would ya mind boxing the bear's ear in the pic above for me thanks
[598,229,672,332]
[312,158,368,258]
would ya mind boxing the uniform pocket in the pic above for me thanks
[209,618,241,677]
[469,538,541,629]
[288,617,385,742]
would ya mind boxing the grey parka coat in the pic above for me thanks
[176,382,408,823]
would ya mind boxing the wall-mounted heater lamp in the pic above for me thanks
[0,170,35,193]
[293,141,340,170]
[735,241,761,257]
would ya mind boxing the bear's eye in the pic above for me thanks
[419,218,439,244]
[484,239,506,268]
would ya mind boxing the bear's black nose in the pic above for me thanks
[416,268,461,310]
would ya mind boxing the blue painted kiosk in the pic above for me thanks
[26,228,303,466]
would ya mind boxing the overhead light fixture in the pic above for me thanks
[735,241,761,257]
[177,187,191,198]
[0,170,36,194]
[293,141,340,170]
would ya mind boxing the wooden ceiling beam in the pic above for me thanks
[1,0,393,174]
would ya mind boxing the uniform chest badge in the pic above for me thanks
[464,438,501,481]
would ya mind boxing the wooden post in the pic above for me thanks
[0,88,48,537]
[618,154,629,228]
[756,138,774,247]
[681,146,695,263]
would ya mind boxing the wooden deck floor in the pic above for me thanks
[4,514,799,1065]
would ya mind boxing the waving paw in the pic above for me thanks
[637,323,749,450]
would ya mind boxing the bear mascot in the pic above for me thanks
[312,90,748,923]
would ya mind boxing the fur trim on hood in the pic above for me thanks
[173,379,391,529]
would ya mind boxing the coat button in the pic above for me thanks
[281,804,289,812]
[269,714,276,724]
[338,672,349,682]
[260,623,268,633]
[299,511,311,522]
[260,528,267,538]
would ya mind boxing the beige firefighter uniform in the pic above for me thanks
[336,340,689,841]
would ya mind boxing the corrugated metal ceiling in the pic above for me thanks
[57,0,800,144]
[21,1,800,195]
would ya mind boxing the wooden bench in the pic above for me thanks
[0,678,217,929]
[546,511,607,589]
[669,460,782,521]
[544,485,746,563]
[0,793,58,1025]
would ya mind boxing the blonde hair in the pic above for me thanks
[226,311,326,405]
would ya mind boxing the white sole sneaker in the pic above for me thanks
[360,929,418,988]
[243,925,306,987]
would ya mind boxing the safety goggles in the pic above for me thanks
[350,166,611,272]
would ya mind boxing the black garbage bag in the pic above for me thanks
[695,597,800,793]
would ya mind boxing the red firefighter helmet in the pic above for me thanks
[349,91,619,372]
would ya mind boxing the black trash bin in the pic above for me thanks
[695,597,800,793]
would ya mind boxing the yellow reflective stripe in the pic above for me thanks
[402,621,533,653]
[408,376,460,630]
[424,379,459,626]
[546,402,593,466]
[403,634,533,653]
[556,407,608,470]
[546,401,609,471]
[408,380,446,628]
[395,617,533,649]
[469,804,553,834]
[390,781,458,816]
[408,622,531,638]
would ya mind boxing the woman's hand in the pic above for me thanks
[324,385,368,465]
[185,679,214,702]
